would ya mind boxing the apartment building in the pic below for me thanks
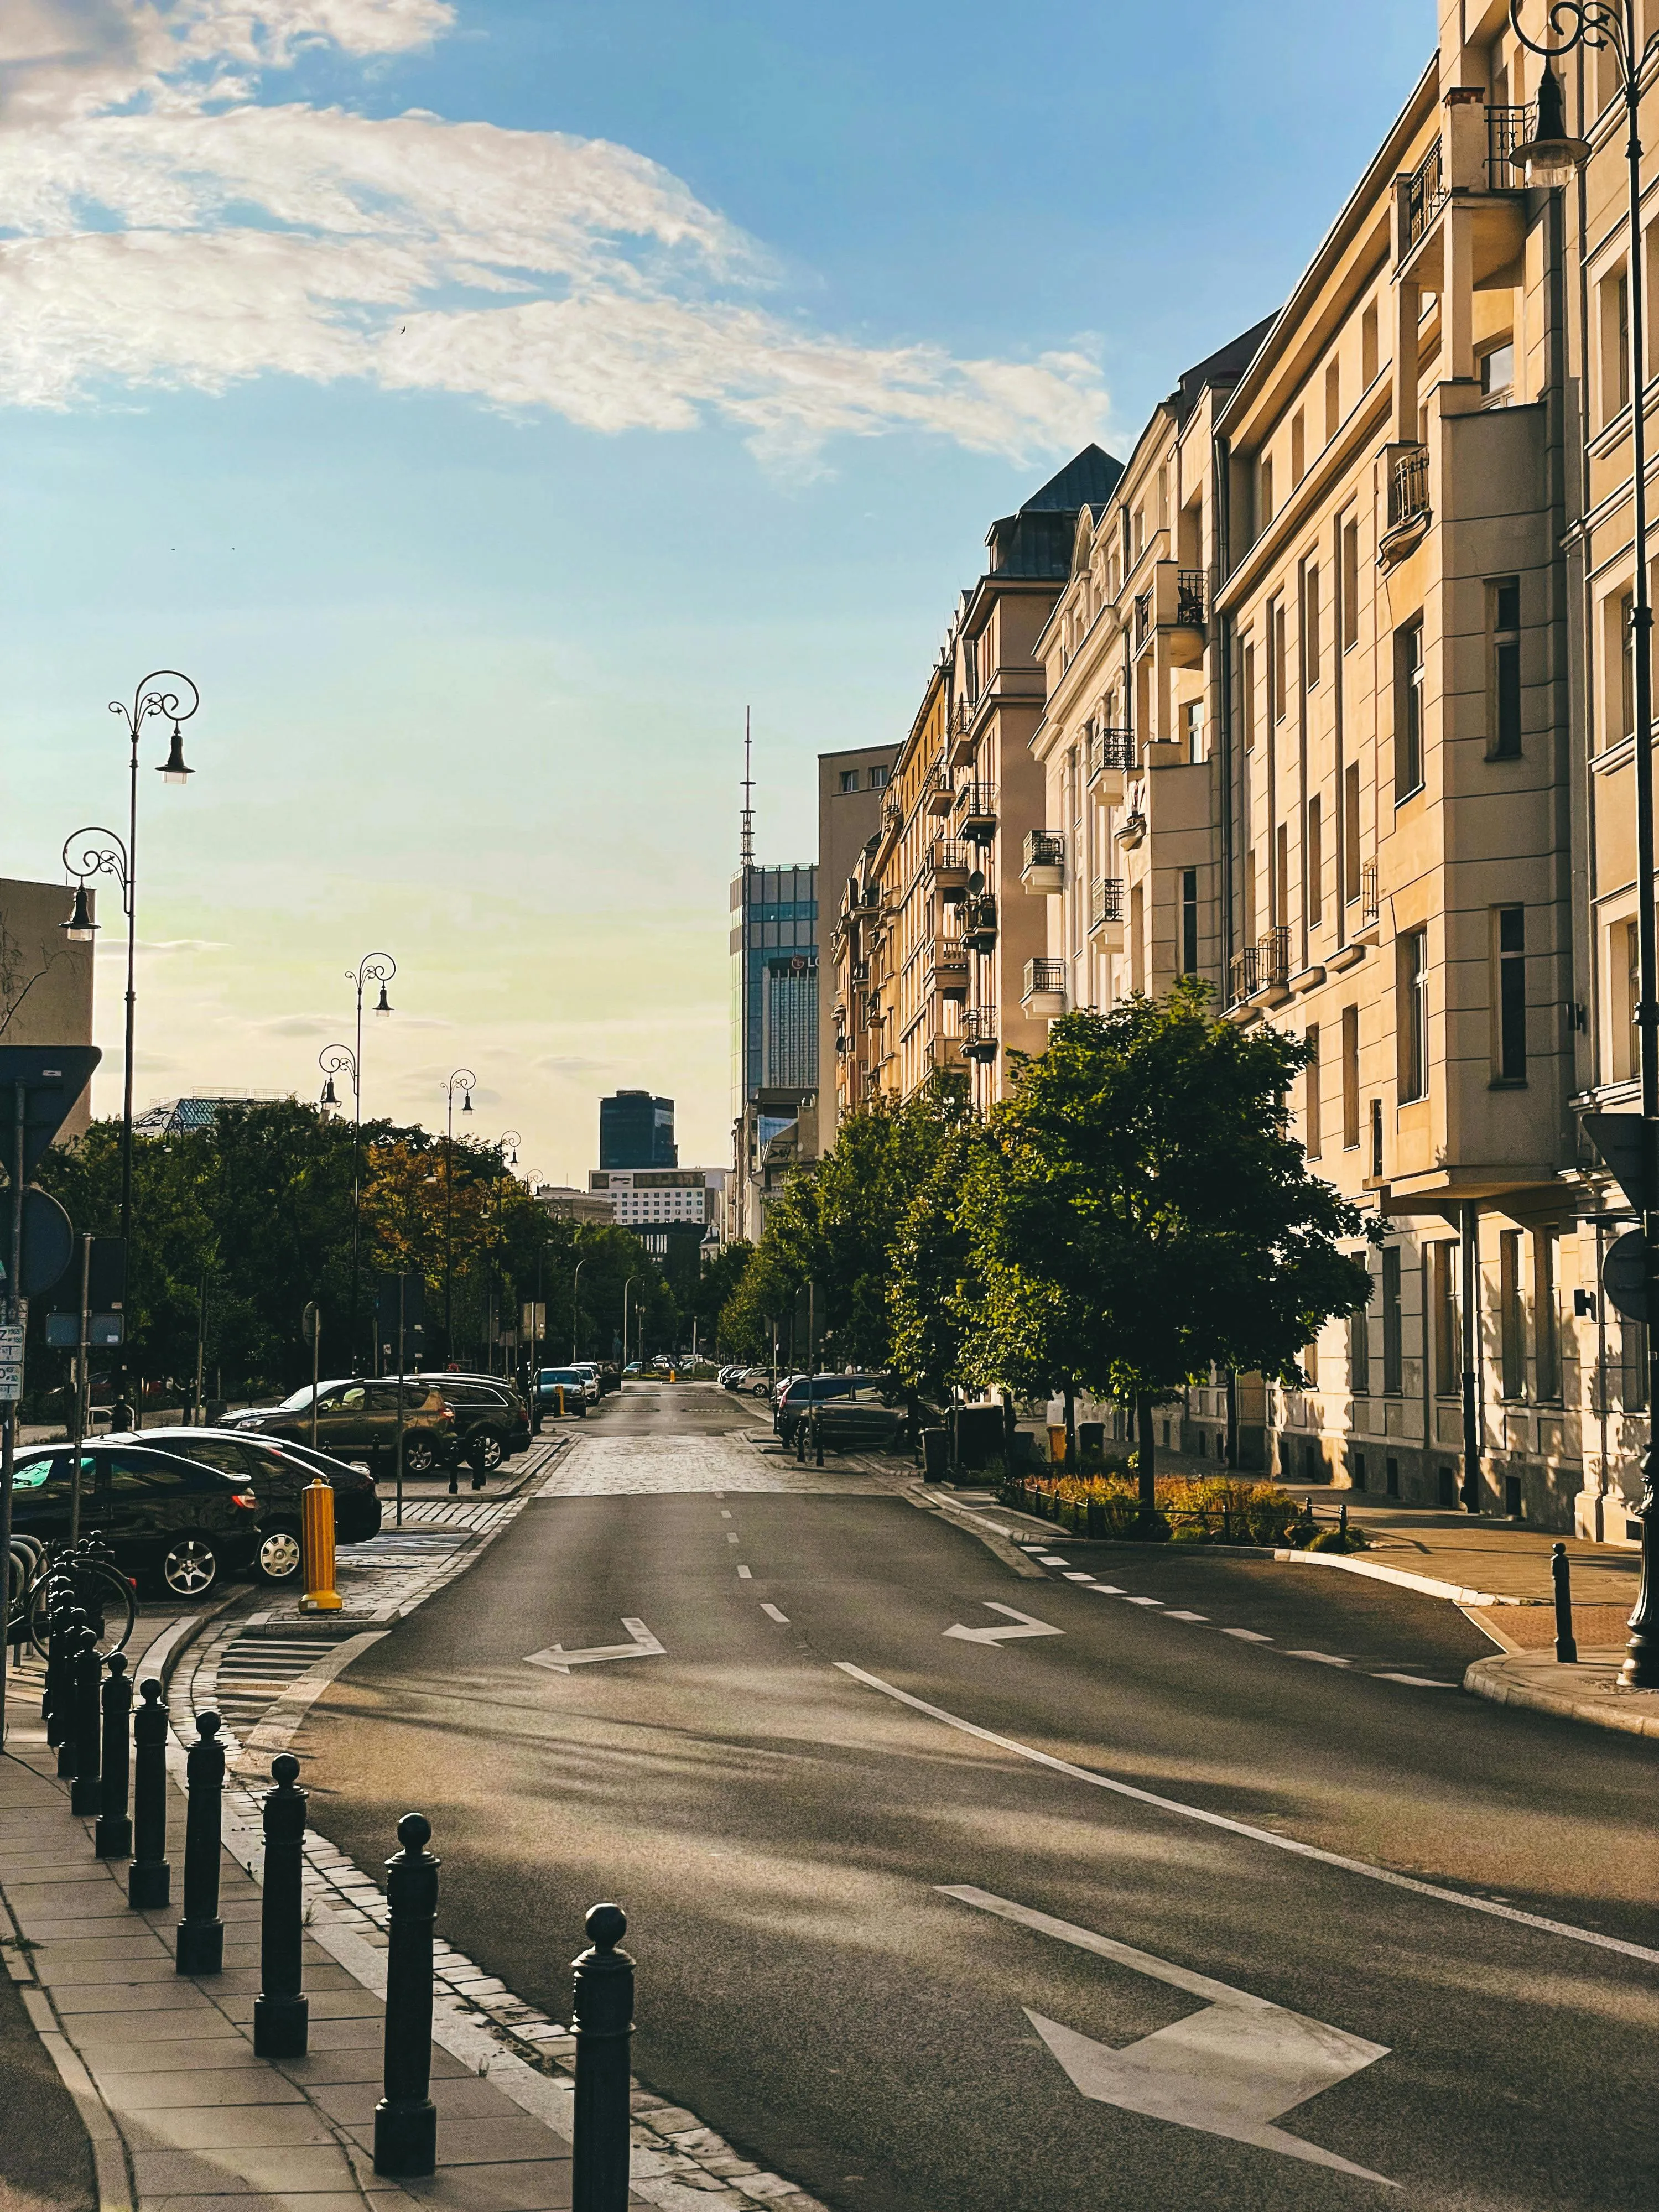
[817,744,897,1134]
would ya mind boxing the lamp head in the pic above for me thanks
[461,1090,473,1114]
[158,722,194,784]
[320,1074,339,1112]
[61,884,97,943]
[1513,60,1589,188]
[373,982,392,1018]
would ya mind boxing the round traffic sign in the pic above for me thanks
[1603,1227,1650,1324]
[17,1186,74,1298]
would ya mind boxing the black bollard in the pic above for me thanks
[253,1755,310,2058]
[43,1571,73,1738]
[176,1713,226,1975]
[795,1418,806,1464]
[374,1814,440,2177]
[95,1654,133,1858]
[129,1679,171,1909]
[53,1599,85,1777]
[1552,1542,1578,1665]
[571,1903,635,2212]
[69,1623,103,1817]
[813,1412,824,1468]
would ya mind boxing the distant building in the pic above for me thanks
[730,1087,817,1246]
[591,1167,726,1263]
[132,1093,288,1136]
[816,746,898,1134]
[534,1183,617,1227]
[599,1090,676,1170]
[0,876,96,1142]
[732,863,818,1111]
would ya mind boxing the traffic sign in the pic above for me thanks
[0,1047,102,1182]
[1584,1112,1647,1211]
[45,1311,124,1349]
[0,1320,23,1402]
[1604,1228,1649,1324]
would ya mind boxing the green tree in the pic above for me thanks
[958,987,1375,1506]
[889,1115,987,1402]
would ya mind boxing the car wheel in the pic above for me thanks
[254,1526,303,1584]
[403,1437,438,1477]
[162,1537,220,1598]
[470,1429,506,1472]
[753,1382,769,1397]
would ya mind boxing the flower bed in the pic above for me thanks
[1001,1470,1331,1548]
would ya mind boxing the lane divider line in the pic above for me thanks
[833,1662,1659,1969]
[761,1604,789,1623]
[737,1565,752,1579]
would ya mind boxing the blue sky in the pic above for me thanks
[1,0,1432,1179]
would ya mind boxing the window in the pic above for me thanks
[1303,563,1321,688]
[1381,1247,1403,1396]
[869,765,889,789]
[1260,456,1274,530]
[1399,927,1429,1101]
[1343,762,1361,903]
[1341,517,1360,650]
[1291,411,1306,485]
[1130,881,1145,993]
[1324,358,1341,443]
[1183,700,1204,763]
[839,770,860,793]
[1242,640,1256,750]
[1275,823,1289,930]
[1181,867,1199,975]
[1307,797,1323,927]
[1495,905,1526,1082]
[1362,300,1379,388]
[1242,846,1257,945]
[1500,1230,1526,1399]
[1619,917,1642,1081]
[1272,599,1288,721]
[1603,268,1631,419]
[1616,590,1636,745]
[1622,1315,1650,1411]
[1479,338,1515,404]
[1395,617,1425,797]
[1303,1024,1321,1157]
[1432,1244,1459,1398]
[12,1455,61,1493]
[1342,1004,1360,1148]
[1489,578,1522,757]
[1535,1229,1561,1402]
[1349,1301,1371,1394]
[1351,1446,1369,1490]
[1385,1454,1401,1497]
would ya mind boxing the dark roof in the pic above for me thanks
[986,443,1125,580]
[1172,314,1276,424]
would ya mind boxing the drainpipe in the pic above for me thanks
[1460,1201,1481,1513]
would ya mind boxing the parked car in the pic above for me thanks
[108,1427,382,1584]
[225,1379,455,1476]
[594,1363,621,1396]
[568,1364,602,1404]
[774,1373,903,1450]
[409,1373,530,1471]
[536,1367,591,1417]
[622,1362,643,1377]
[8,1440,264,1597]
[745,1367,777,1398]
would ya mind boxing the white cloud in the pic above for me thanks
[0,0,1109,460]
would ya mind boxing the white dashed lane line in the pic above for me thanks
[737,1565,752,1579]
[761,1603,789,1623]
[1008,1548,1458,1688]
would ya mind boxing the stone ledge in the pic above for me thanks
[1464,1647,1659,1739]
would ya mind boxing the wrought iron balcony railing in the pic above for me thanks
[1088,726,1135,781]
[1090,876,1125,927]
[1401,134,1444,253]
[1486,102,1535,189]
[1230,945,1261,1004]
[962,893,998,952]
[1133,591,1152,649]
[1023,958,1067,1002]
[1361,859,1380,929]
[961,1007,998,1058]
[1261,924,1292,987]
[1176,570,1206,628]
[1023,830,1064,873]
[1390,444,1429,528]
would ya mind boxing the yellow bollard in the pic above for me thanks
[556,1386,565,1418]
[298,1478,342,1614]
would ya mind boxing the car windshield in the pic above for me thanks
[541,1370,582,1384]
[275,1385,316,1412]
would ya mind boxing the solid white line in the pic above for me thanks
[761,1603,789,1623]
[1374,1673,1455,1689]
[833,1662,1659,1969]
[1166,1611,1209,1622]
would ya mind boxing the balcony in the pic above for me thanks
[1360,859,1380,931]
[924,936,970,1002]
[1176,570,1206,629]
[955,780,998,845]
[1087,725,1135,800]
[1021,830,1065,894]
[923,762,956,816]
[1088,876,1125,950]
[962,893,998,954]
[1389,444,1428,528]
[1133,591,1152,650]
[948,695,976,768]
[851,959,870,985]
[1400,135,1444,255]
[881,795,903,839]
[928,1033,966,1078]
[1486,101,1535,189]
[1022,957,1067,1019]
[961,1007,998,1062]
[927,836,972,901]
[1229,944,1261,1006]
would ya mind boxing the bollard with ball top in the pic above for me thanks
[1552,1542,1579,1665]
[254,1755,310,2057]
[43,1570,75,1748]
[94,1653,132,1858]
[176,1713,226,1975]
[129,1679,171,1909]
[69,1621,103,1817]
[571,1903,635,2212]
[373,1813,440,2178]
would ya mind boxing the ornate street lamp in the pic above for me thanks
[1511,3,1657,1683]
[321,954,397,1371]
[60,668,200,1282]
[443,1069,476,1360]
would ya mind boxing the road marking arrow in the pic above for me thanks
[943,1602,1063,1647]
[940,1887,1395,2187]
[524,1618,665,1675]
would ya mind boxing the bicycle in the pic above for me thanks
[8,1544,138,1661]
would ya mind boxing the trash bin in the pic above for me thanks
[1047,1424,1068,1464]
[1079,1421,1104,1459]
[922,1428,950,1482]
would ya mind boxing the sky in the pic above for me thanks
[1,0,1434,1183]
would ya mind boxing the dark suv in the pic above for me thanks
[9,1441,264,1596]
[113,1427,382,1585]
[774,1373,907,1451]
[411,1375,530,1471]
[225,1379,454,1476]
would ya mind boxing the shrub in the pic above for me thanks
[1008,1470,1301,1546]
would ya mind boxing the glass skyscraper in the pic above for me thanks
[730,863,818,1115]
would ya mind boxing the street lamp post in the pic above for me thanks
[1510,4,1652,1680]
[322,954,395,1373]
[61,672,200,1276]
[571,1256,587,1363]
[443,1070,476,1363]
[622,1274,638,1372]
[493,1134,521,1377]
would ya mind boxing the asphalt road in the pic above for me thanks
[300,1385,1659,2212]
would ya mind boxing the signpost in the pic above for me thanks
[377,1274,424,1528]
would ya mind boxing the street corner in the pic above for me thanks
[1464,1648,1659,1740]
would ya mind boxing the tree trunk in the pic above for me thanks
[1063,1385,1076,1467]
[1136,1393,1157,1517]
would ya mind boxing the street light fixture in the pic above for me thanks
[572,1255,587,1363]
[59,670,200,1283]
[443,1069,476,1361]
[622,1273,638,1371]
[1510,2,1657,1685]
[323,954,398,1373]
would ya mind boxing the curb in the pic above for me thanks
[1464,1651,1659,1740]
[1267,1546,1524,1609]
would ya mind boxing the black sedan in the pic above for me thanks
[111,1427,382,1586]
[9,1440,264,1597]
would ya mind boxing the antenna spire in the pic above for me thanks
[740,707,755,870]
